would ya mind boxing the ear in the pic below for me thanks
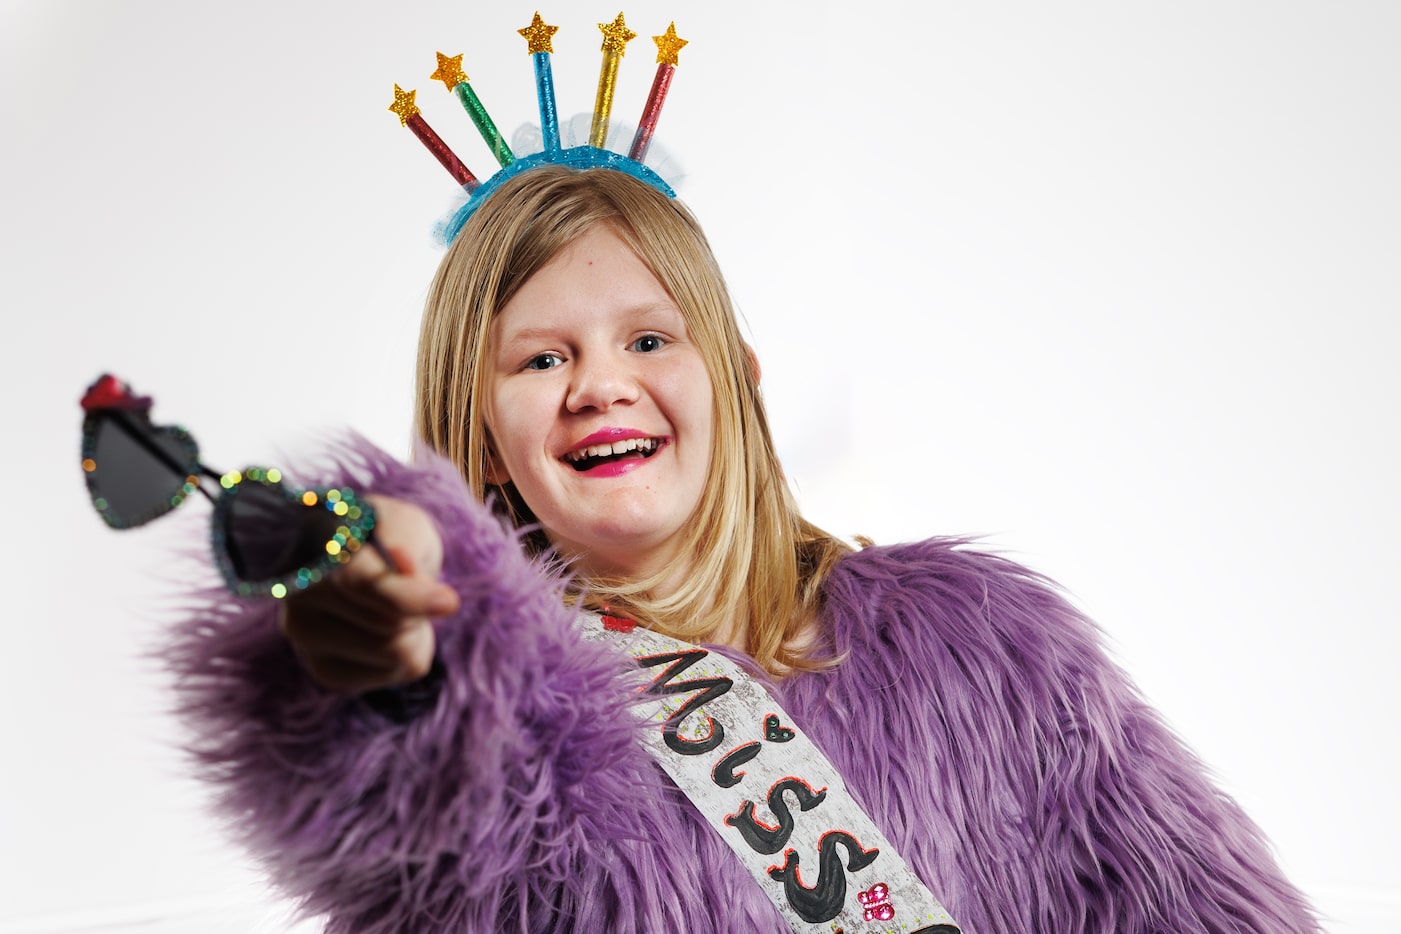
[742,341,762,386]
[483,436,511,486]
[485,458,509,486]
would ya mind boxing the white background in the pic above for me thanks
[3,1,1397,930]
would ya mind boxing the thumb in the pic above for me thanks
[377,520,456,616]
[364,495,445,580]
[384,543,420,578]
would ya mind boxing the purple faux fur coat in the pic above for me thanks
[166,443,1318,932]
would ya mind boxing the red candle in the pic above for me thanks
[629,23,687,162]
[388,84,478,191]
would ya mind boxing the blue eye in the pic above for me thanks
[525,353,563,371]
[631,335,665,353]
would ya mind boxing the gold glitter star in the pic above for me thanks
[598,12,636,54]
[431,52,467,90]
[387,84,419,126]
[518,12,559,54]
[652,22,688,66]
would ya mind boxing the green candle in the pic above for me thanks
[432,51,514,168]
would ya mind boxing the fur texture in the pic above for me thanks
[164,442,1318,932]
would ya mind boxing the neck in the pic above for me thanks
[573,558,752,653]
[565,536,691,601]
[705,611,749,652]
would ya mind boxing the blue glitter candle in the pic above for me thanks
[534,52,561,151]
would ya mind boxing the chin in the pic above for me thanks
[558,530,686,576]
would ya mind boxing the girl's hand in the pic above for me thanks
[278,495,460,693]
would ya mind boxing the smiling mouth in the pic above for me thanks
[564,437,662,471]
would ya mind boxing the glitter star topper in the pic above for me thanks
[388,11,688,244]
[518,11,559,54]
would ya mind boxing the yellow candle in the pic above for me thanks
[590,13,636,148]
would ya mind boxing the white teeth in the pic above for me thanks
[566,437,658,462]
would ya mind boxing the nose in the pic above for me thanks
[565,350,640,413]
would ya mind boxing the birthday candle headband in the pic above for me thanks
[389,12,688,244]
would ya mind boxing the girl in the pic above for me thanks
[169,165,1319,931]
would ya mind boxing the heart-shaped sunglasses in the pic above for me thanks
[80,374,381,599]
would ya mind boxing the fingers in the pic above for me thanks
[291,567,456,638]
[282,612,437,693]
[374,571,461,619]
[280,583,443,693]
[275,495,459,694]
[279,572,454,692]
[280,604,433,668]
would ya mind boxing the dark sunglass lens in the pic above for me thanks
[88,414,198,527]
[222,482,347,583]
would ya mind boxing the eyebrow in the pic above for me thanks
[494,326,561,349]
[493,304,686,352]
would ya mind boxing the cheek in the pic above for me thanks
[489,381,546,439]
[655,354,714,416]
[484,389,538,477]
[679,364,717,439]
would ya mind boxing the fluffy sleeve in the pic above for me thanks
[806,539,1319,934]
[162,439,709,932]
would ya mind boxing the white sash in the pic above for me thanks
[581,614,961,934]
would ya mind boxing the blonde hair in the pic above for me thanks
[415,166,847,672]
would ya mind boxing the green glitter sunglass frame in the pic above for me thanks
[79,374,380,599]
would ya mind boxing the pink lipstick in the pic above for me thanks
[571,427,652,449]
[563,428,668,475]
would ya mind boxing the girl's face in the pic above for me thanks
[485,224,715,581]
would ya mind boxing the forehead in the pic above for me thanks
[492,227,680,334]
